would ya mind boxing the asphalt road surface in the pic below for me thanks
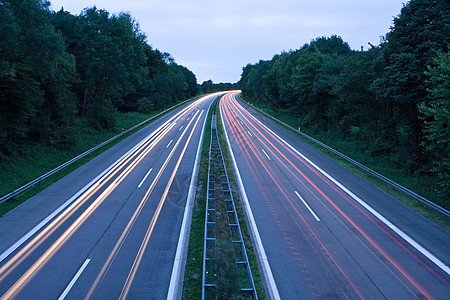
[0,94,219,299]
[220,92,449,299]
[1,91,448,299]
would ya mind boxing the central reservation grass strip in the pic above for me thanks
[216,99,267,299]
[183,96,267,299]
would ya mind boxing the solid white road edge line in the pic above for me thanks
[0,126,158,264]
[221,102,281,300]
[0,100,199,264]
[58,258,91,300]
[295,191,320,222]
[167,97,216,300]
[244,100,450,276]
[138,168,153,188]
[262,149,271,160]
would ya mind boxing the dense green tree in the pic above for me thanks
[200,80,214,93]
[0,1,198,158]
[291,50,325,130]
[73,7,147,126]
[310,35,352,56]
[330,48,387,140]
[419,52,450,199]
[144,45,169,78]
[240,60,271,106]
[0,0,76,151]
[239,0,449,202]
[198,81,238,94]
[373,0,449,169]
[263,51,299,110]
[0,2,36,150]
[240,35,352,117]
[52,8,79,52]
[237,0,450,208]
[180,65,199,97]
[312,54,347,132]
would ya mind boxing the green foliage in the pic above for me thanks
[310,35,352,55]
[199,80,238,94]
[0,0,77,152]
[73,8,149,115]
[85,98,117,129]
[239,0,450,208]
[240,60,272,106]
[291,51,325,130]
[0,0,198,160]
[332,48,389,145]
[264,52,299,110]
[373,0,450,169]
[419,52,450,200]
[136,97,155,114]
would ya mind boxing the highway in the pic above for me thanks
[1,90,448,299]
[220,92,450,299]
[0,94,219,299]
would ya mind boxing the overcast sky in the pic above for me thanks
[50,0,406,84]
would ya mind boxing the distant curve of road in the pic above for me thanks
[220,92,449,299]
[0,94,219,299]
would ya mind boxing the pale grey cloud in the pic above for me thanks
[50,0,406,83]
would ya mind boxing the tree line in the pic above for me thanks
[199,80,238,94]
[239,0,449,202]
[0,0,198,158]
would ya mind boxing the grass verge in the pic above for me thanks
[0,97,199,217]
[239,96,449,231]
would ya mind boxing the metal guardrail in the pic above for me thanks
[0,96,200,205]
[239,96,450,218]
[202,113,217,299]
[202,108,257,299]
